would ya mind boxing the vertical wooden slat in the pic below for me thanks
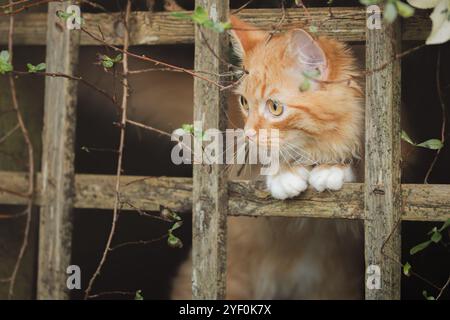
[364,18,402,299]
[37,1,80,299]
[192,0,229,299]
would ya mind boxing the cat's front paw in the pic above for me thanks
[266,167,309,200]
[308,165,354,192]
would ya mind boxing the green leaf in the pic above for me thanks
[403,262,412,276]
[27,62,46,73]
[427,226,438,235]
[171,12,191,19]
[102,59,113,68]
[56,10,74,20]
[192,6,209,24]
[167,234,183,248]
[173,6,230,33]
[35,63,46,71]
[181,124,194,134]
[430,231,442,243]
[416,139,443,150]
[101,55,118,69]
[299,79,311,92]
[396,1,415,18]
[438,218,450,232]
[360,0,382,5]
[212,21,232,33]
[27,63,36,73]
[135,290,144,300]
[0,50,10,61]
[410,240,432,255]
[303,69,321,79]
[170,211,182,222]
[169,221,183,233]
[0,50,13,74]
[422,290,435,300]
[309,25,319,33]
[112,54,123,63]
[401,130,415,145]
[384,2,398,23]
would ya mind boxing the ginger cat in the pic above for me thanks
[171,16,365,299]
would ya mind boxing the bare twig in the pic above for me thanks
[84,0,132,300]
[2,2,35,299]
[232,0,255,14]
[11,70,118,106]
[87,290,136,299]
[80,26,227,89]
[0,0,56,16]
[0,209,28,220]
[109,234,168,252]
[0,123,19,145]
[126,119,172,138]
[436,275,450,300]
[381,217,445,291]
[424,50,446,183]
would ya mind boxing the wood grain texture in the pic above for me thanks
[37,2,80,300]
[191,0,229,300]
[1,172,449,222]
[0,8,430,45]
[364,18,402,300]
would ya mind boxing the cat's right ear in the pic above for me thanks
[229,15,266,59]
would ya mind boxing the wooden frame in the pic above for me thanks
[37,2,80,300]
[0,4,448,300]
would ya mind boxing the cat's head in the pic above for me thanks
[229,16,364,164]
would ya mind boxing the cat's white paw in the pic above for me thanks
[308,165,354,192]
[266,167,309,200]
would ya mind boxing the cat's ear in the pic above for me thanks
[229,15,266,59]
[289,29,328,79]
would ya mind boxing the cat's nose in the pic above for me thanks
[245,129,257,140]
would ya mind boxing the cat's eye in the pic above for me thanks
[266,99,283,116]
[239,95,249,111]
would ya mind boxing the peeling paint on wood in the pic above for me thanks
[0,8,430,46]
[37,2,80,300]
[364,18,402,300]
[192,0,229,300]
[1,172,448,222]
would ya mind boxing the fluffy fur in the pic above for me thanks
[171,16,365,299]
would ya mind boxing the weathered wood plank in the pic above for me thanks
[1,172,449,221]
[364,17,402,299]
[37,2,80,300]
[191,0,229,300]
[0,8,430,45]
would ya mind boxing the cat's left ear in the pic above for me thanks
[289,29,328,80]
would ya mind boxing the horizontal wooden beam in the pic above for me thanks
[0,171,448,221]
[0,8,430,46]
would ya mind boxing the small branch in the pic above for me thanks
[0,123,19,145]
[0,209,28,220]
[109,234,168,252]
[381,217,442,291]
[0,0,56,16]
[11,70,118,106]
[84,0,132,300]
[4,2,35,299]
[80,26,227,89]
[126,119,172,138]
[87,290,136,299]
[424,50,446,183]
[436,275,450,300]
[231,0,255,14]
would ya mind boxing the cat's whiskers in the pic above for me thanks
[285,142,318,166]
